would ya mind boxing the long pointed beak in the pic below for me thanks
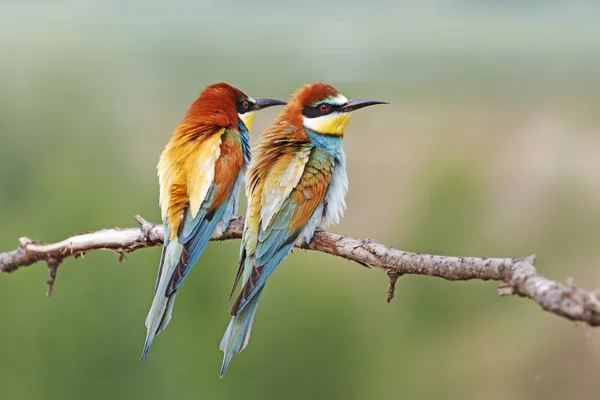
[254,98,287,110]
[338,98,390,113]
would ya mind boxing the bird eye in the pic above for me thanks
[243,101,249,109]
[319,104,331,113]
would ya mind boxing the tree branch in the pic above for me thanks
[1,215,599,326]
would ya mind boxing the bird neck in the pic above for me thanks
[237,120,252,167]
[305,128,344,160]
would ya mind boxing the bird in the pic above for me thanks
[141,83,286,360]
[220,82,389,376]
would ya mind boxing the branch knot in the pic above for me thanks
[135,214,154,242]
[46,258,61,297]
[386,269,403,303]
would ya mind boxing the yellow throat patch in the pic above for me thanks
[239,112,255,131]
[303,112,352,136]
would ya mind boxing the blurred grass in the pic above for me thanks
[2,1,600,400]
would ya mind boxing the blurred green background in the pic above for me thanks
[1,1,600,399]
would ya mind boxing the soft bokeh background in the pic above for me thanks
[1,1,600,399]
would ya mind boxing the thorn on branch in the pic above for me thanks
[497,282,526,298]
[354,238,373,250]
[386,269,402,303]
[135,214,154,240]
[18,237,34,248]
[107,249,128,263]
[497,283,515,296]
[46,258,61,297]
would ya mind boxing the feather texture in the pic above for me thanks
[187,133,222,219]
[232,148,333,315]
[260,148,311,230]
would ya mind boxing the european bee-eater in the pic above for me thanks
[141,83,285,360]
[220,82,388,375]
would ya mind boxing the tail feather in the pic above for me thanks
[219,287,264,377]
[156,293,177,335]
[141,240,183,360]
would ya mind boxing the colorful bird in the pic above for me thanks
[141,83,285,360]
[220,82,388,375]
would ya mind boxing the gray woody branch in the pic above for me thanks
[1,215,599,326]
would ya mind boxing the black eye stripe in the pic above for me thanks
[302,103,342,118]
[236,99,255,114]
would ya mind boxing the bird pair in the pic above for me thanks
[141,82,388,376]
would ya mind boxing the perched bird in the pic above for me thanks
[220,82,388,375]
[141,83,285,360]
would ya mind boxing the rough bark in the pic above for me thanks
[1,215,599,326]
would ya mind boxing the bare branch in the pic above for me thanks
[1,216,599,327]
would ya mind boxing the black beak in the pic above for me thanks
[254,98,287,110]
[338,98,390,113]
